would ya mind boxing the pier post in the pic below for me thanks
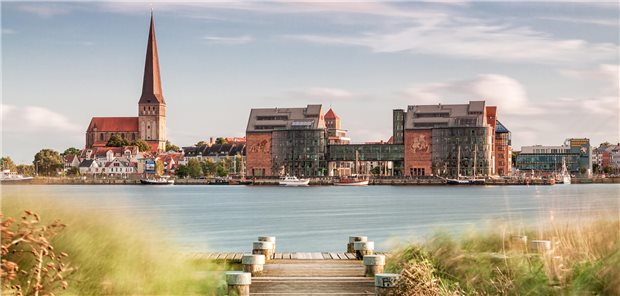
[510,235,528,251]
[258,236,276,259]
[347,236,368,253]
[529,240,552,253]
[363,255,385,277]
[252,241,274,260]
[354,241,375,259]
[374,273,399,296]
[242,254,265,276]
[225,271,251,296]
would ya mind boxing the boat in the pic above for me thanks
[140,175,174,185]
[279,176,310,186]
[334,176,369,186]
[446,178,470,185]
[210,177,229,185]
[558,158,571,184]
[0,170,34,183]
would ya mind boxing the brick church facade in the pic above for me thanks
[86,13,167,152]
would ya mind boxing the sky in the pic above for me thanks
[1,1,619,164]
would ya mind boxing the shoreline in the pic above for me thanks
[2,177,619,185]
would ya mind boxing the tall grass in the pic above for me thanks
[387,219,620,295]
[1,194,226,295]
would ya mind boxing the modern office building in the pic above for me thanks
[394,101,501,177]
[516,138,592,176]
[246,105,328,177]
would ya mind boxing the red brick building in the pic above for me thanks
[86,13,167,152]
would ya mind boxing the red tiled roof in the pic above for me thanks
[324,108,339,119]
[87,117,139,132]
[64,155,76,162]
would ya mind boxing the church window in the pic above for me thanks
[100,133,104,141]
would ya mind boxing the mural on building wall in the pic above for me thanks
[409,134,430,153]
[249,139,270,154]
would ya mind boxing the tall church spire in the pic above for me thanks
[139,11,165,104]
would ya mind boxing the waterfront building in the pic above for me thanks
[64,155,80,171]
[78,159,99,175]
[85,13,167,152]
[246,104,327,177]
[395,101,498,177]
[494,120,512,176]
[324,108,351,145]
[516,138,592,176]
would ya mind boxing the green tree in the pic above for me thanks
[131,139,151,152]
[188,159,203,178]
[195,141,207,147]
[201,158,217,177]
[370,166,381,175]
[175,164,189,178]
[603,166,613,174]
[66,167,80,176]
[592,163,600,174]
[215,137,228,145]
[34,149,64,176]
[106,134,130,147]
[16,165,35,176]
[62,147,81,156]
[511,151,519,167]
[1,157,17,172]
[155,159,164,176]
[216,163,228,177]
[165,141,180,152]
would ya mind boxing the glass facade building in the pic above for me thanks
[271,129,328,177]
[431,127,493,177]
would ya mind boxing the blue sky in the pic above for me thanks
[2,1,619,164]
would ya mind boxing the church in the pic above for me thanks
[86,12,167,152]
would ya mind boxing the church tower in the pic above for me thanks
[138,12,166,151]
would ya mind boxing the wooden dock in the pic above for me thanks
[193,252,362,262]
[250,258,374,295]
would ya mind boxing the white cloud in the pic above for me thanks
[2,28,17,35]
[402,74,537,114]
[288,21,618,64]
[17,4,71,17]
[202,35,254,45]
[539,16,619,27]
[1,104,81,133]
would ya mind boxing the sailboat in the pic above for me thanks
[334,150,369,186]
[447,145,469,185]
[559,157,571,185]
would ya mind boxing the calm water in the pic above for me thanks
[2,184,619,252]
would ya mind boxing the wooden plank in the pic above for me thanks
[329,252,340,260]
[337,253,348,260]
[344,253,357,260]
[311,252,323,260]
[275,252,283,259]
[233,253,243,260]
[224,253,235,260]
[322,252,331,259]
[216,253,227,260]
[283,252,291,259]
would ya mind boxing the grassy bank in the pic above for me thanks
[386,219,620,295]
[1,195,228,295]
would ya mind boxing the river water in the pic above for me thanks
[2,184,619,252]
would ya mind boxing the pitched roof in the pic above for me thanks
[87,117,139,132]
[78,159,96,168]
[139,12,165,105]
[324,108,340,119]
[495,120,510,133]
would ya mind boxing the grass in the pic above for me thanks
[1,194,229,295]
[386,219,620,295]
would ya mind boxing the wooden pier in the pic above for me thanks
[194,252,362,262]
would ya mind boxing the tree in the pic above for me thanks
[16,165,35,176]
[131,139,151,152]
[603,165,613,174]
[165,141,180,152]
[155,159,164,176]
[1,157,17,172]
[175,164,189,178]
[511,151,519,167]
[215,137,228,145]
[195,141,207,147]
[106,134,130,147]
[33,149,64,176]
[62,147,81,157]
[592,163,600,174]
[66,167,80,176]
[201,158,217,177]
[188,159,203,178]
[216,163,228,177]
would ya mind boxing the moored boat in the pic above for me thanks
[140,175,174,185]
[334,176,369,186]
[279,176,310,186]
[0,170,34,183]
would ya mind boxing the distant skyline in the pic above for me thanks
[2,1,619,163]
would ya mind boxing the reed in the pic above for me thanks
[1,194,225,295]
[387,218,620,295]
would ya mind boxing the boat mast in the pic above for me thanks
[473,144,477,178]
[457,144,461,179]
